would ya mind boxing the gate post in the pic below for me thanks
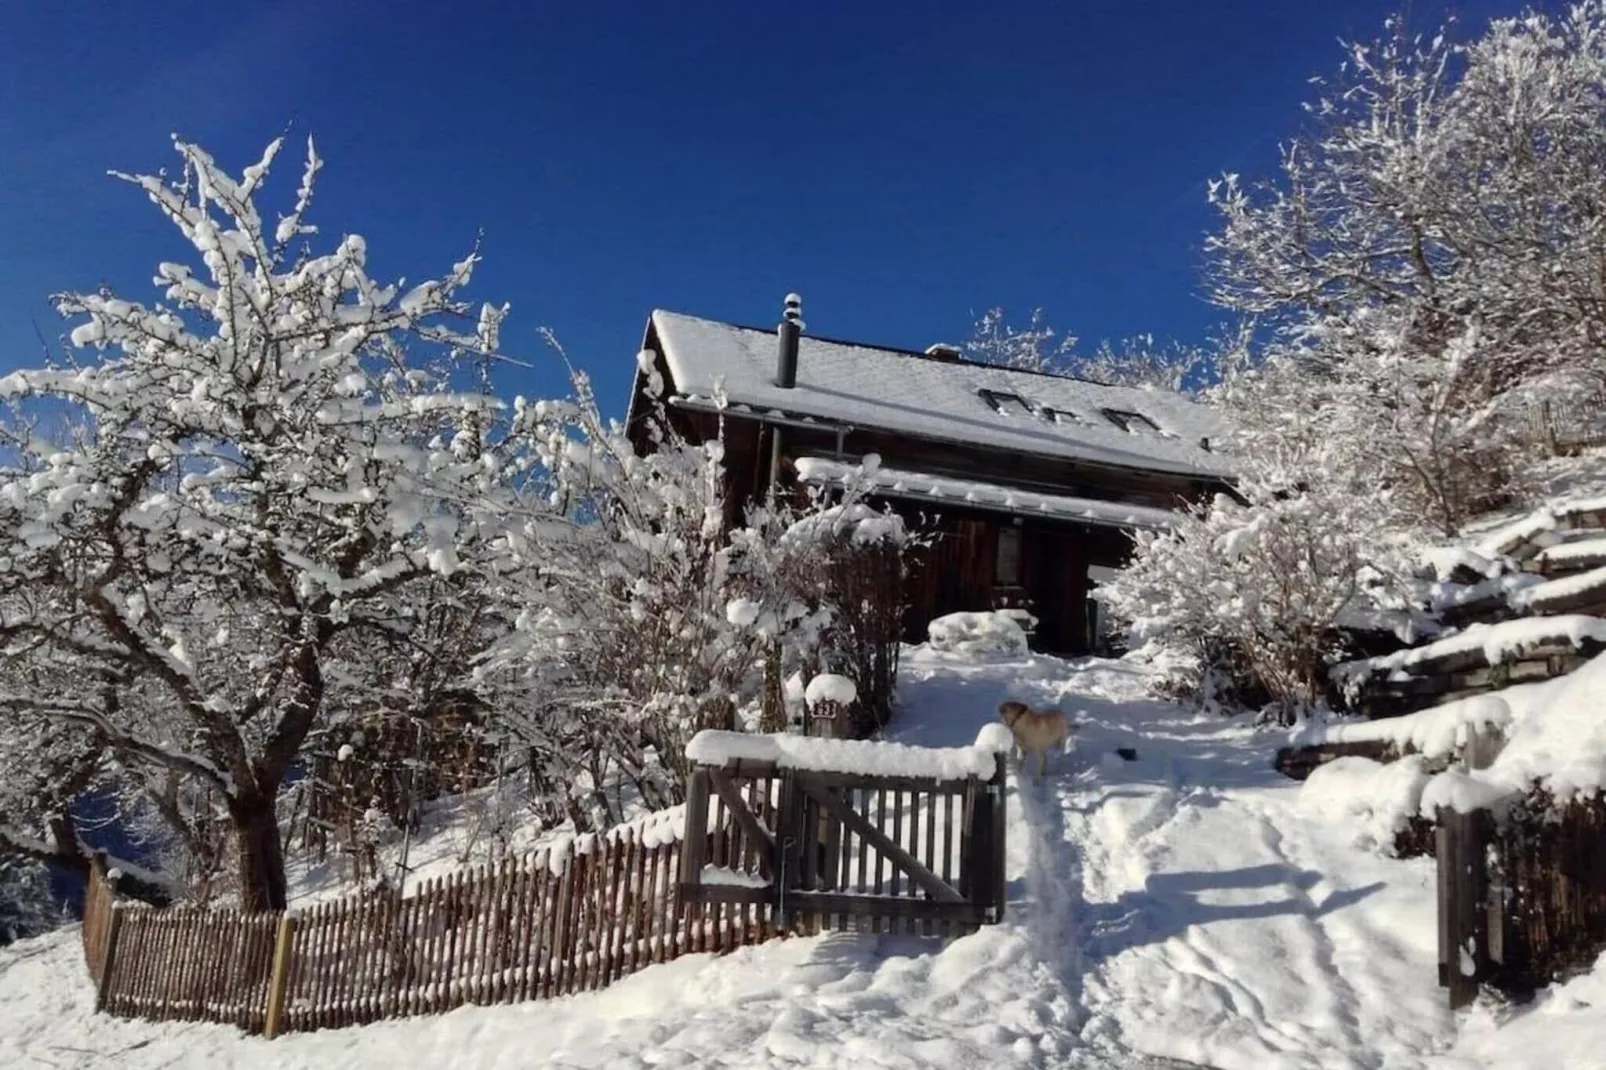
[1437,806,1492,1010]
[990,752,1007,923]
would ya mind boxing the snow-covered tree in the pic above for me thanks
[965,306,1212,392]
[964,307,1074,373]
[0,135,526,911]
[1206,4,1606,532]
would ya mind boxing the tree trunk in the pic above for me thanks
[230,794,288,913]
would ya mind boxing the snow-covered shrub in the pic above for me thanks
[0,859,58,945]
[1098,467,1408,723]
[496,382,913,799]
[772,501,912,738]
[927,611,1031,659]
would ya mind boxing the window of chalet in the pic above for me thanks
[995,524,1023,586]
[978,388,1033,417]
[1100,408,1161,434]
[1036,405,1081,425]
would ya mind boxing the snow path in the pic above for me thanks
[6,648,1606,1067]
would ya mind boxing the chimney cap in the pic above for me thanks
[925,343,963,363]
[782,293,804,328]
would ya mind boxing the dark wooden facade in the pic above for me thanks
[627,326,1225,656]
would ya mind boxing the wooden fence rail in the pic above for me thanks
[78,733,1009,1037]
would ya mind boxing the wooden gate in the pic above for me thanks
[678,735,1008,936]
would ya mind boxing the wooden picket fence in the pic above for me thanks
[78,733,1009,1038]
[1436,791,1606,1009]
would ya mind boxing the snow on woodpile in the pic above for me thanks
[1511,565,1606,614]
[1293,694,1515,760]
[925,611,1030,658]
[794,457,1180,531]
[1333,615,1606,684]
[684,729,1002,779]
[1476,496,1606,561]
[1532,535,1606,573]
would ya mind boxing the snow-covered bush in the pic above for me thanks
[927,611,1031,659]
[1097,467,1408,723]
[0,859,58,945]
[494,378,913,802]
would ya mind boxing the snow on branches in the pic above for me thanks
[0,135,526,911]
[1206,4,1606,532]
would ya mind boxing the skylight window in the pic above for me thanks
[1036,406,1081,425]
[978,388,1032,417]
[1100,408,1160,434]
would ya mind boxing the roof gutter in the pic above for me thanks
[666,395,853,459]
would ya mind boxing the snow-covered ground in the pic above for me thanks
[5,645,1605,1069]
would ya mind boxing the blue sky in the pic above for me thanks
[0,1,1514,415]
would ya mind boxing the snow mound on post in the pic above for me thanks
[804,673,856,707]
[685,730,1000,779]
[973,721,1016,755]
[926,611,1030,658]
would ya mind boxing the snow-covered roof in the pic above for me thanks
[794,457,1180,530]
[649,310,1233,479]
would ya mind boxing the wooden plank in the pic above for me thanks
[836,789,856,932]
[940,791,956,939]
[505,855,530,1003]
[679,771,712,897]
[873,788,888,933]
[562,850,588,995]
[991,753,1008,923]
[640,842,662,967]
[923,788,941,937]
[593,840,613,987]
[772,771,798,933]
[889,788,905,914]
[626,832,646,978]
[424,877,447,1014]
[535,859,560,999]
[263,914,296,1040]
[856,786,872,897]
[799,781,965,905]
[472,863,494,1003]
[548,856,575,999]
[94,905,125,1013]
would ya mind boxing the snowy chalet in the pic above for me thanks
[625,296,1234,656]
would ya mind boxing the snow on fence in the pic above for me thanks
[77,731,1010,1038]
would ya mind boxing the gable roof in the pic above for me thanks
[647,309,1233,480]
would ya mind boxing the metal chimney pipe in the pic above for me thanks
[775,293,803,388]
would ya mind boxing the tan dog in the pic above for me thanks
[998,700,1073,781]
